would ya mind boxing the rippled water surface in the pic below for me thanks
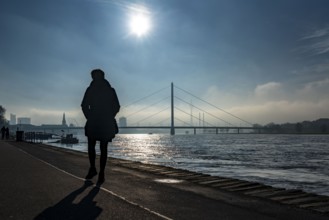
[49,132,329,196]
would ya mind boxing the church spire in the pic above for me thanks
[62,113,67,126]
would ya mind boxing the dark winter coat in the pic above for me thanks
[81,78,120,142]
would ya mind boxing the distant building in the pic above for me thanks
[62,113,67,127]
[119,117,127,127]
[17,117,31,125]
[40,113,68,129]
[10,114,16,125]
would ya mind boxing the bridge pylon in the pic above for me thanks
[170,82,175,135]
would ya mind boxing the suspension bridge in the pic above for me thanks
[118,83,260,134]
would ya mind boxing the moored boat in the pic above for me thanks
[60,134,79,144]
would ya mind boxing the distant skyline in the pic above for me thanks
[1,0,329,126]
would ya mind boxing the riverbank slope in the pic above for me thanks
[0,140,328,219]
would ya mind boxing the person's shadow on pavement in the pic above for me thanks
[35,181,102,220]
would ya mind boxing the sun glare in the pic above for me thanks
[129,12,151,37]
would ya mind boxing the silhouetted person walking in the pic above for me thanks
[81,69,120,185]
[5,127,9,140]
[1,126,5,140]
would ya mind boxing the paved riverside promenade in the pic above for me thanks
[0,140,328,220]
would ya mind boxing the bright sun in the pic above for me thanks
[129,12,151,37]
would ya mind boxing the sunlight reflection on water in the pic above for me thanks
[49,133,329,196]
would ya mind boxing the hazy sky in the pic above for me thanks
[1,0,329,126]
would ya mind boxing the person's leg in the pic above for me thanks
[88,137,97,167]
[98,141,109,184]
[85,137,97,179]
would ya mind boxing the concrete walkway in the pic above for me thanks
[0,140,328,220]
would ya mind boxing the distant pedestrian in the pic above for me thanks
[1,126,5,140]
[5,127,9,140]
[81,69,120,185]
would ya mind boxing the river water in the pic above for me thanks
[48,131,329,196]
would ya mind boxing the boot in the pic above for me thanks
[85,167,97,179]
[97,172,105,185]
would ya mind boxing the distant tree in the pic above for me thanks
[265,122,282,133]
[273,124,282,133]
[252,124,263,133]
[0,105,6,125]
[263,118,329,134]
[264,123,274,133]
[321,124,327,133]
[295,122,303,133]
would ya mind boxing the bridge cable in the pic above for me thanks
[125,96,170,118]
[153,117,171,126]
[131,107,170,126]
[121,86,170,109]
[175,96,235,126]
[174,106,217,127]
[174,85,253,126]
[174,117,193,126]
